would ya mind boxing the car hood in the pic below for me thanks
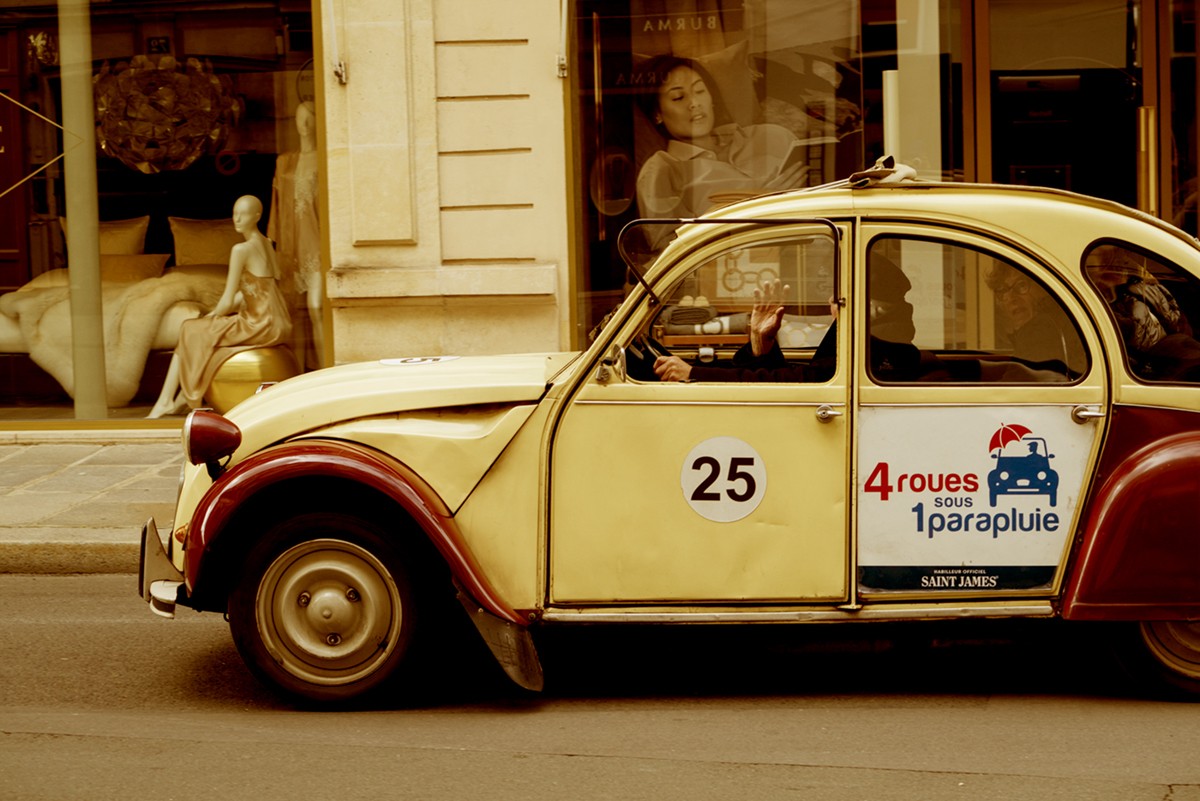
[223,352,579,458]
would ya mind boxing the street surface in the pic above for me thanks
[1,574,1198,801]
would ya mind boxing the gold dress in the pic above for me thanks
[177,271,293,408]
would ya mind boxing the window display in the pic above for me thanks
[0,1,315,421]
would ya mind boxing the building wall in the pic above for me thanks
[321,0,570,364]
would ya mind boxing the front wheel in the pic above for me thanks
[228,513,417,703]
[1115,620,1200,700]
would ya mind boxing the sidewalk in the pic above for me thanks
[0,430,181,574]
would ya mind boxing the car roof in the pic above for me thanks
[657,175,1200,283]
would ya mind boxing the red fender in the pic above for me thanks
[1064,405,1200,620]
[185,438,524,625]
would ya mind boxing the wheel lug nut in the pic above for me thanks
[346,588,360,602]
[326,633,342,646]
[297,592,311,607]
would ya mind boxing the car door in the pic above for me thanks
[853,226,1107,596]
[548,223,851,604]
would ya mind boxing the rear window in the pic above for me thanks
[1083,242,1200,382]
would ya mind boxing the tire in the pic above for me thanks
[228,512,417,703]
[1115,620,1200,700]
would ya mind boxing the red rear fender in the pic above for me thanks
[1065,406,1200,620]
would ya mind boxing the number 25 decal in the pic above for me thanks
[681,437,767,523]
[690,456,758,502]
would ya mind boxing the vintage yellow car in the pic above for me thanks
[140,160,1200,702]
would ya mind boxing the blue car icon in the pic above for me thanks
[988,437,1058,507]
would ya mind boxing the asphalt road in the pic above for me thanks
[2,574,1198,801]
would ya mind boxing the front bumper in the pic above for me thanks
[139,518,186,618]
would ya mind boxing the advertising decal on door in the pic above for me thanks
[857,406,1093,591]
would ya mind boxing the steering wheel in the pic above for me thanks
[625,333,672,381]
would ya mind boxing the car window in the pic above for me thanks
[867,237,1087,384]
[633,232,838,383]
[1083,242,1200,382]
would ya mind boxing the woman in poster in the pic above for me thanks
[634,54,810,249]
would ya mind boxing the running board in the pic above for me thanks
[540,601,1055,625]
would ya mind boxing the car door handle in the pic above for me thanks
[816,404,844,422]
[1071,405,1105,424]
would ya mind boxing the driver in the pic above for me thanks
[652,256,918,382]
[652,279,836,382]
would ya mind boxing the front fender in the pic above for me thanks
[1064,406,1200,620]
[186,438,524,625]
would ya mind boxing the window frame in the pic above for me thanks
[859,231,1092,389]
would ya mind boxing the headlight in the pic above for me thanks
[183,410,242,479]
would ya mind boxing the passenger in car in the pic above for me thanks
[984,266,1087,377]
[863,256,920,381]
[1086,245,1200,379]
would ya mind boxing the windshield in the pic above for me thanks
[617,217,842,311]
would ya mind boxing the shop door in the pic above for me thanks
[982,0,1155,212]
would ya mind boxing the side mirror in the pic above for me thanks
[596,343,625,384]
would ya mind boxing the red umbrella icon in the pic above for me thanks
[989,423,1032,453]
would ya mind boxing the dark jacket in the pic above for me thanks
[687,320,922,383]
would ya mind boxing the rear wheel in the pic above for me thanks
[1116,620,1200,700]
[228,512,417,703]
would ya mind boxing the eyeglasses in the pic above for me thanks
[992,280,1032,299]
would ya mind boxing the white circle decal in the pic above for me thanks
[681,436,767,523]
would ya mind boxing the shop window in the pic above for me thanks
[0,3,317,421]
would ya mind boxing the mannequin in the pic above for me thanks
[147,195,293,418]
[268,99,325,368]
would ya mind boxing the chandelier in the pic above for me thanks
[93,55,241,174]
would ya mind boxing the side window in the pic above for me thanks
[1084,242,1200,382]
[631,231,838,383]
[867,238,1087,384]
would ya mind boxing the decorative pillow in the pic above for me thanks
[100,253,170,282]
[59,216,151,254]
[169,216,244,265]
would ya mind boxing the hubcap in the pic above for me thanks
[1142,620,1200,680]
[257,538,402,686]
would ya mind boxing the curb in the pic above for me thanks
[0,428,179,445]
